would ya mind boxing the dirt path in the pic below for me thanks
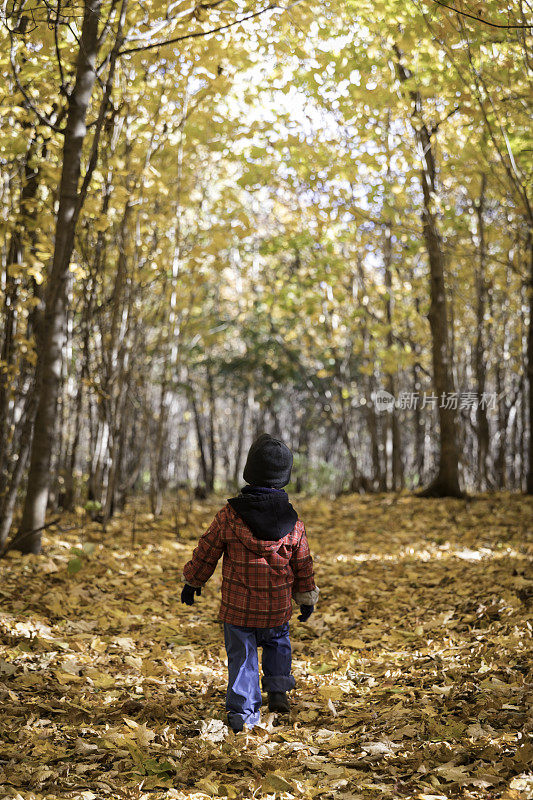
[1,493,532,799]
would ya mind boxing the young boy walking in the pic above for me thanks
[181,433,319,732]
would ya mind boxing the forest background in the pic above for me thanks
[0,0,532,555]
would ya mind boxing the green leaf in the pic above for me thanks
[67,556,83,576]
[142,758,175,775]
[84,500,102,512]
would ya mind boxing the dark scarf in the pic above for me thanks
[227,486,298,541]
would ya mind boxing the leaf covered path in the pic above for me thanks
[1,494,532,800]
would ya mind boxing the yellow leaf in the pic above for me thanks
[318,685,346,702]
[343,637,366,649]
[86,669,115,689]
[263,773,294,793]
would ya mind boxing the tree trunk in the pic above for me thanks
[527,231,533,493]
[233,392,248,487]
[0,386,38,549]
[51,310,69,510]
[474,175,490,489]
[383,223,403,490]
[0,137,41,501]
[418,170,462,497]
[150,377,168,516]
[365,393,382,491]
[494,363,507,488]
[62,277,93,510]
[103,367,130,523]
[412,362,424,484]
[62,377,83,511]
[16,0,103,553]
[521,278,528,490]
[190,386,209,490]
[206,364,216,492]
[342,426,361,493]
[394,46,462,497]
[102,323,134,524]
[295,407,310,493]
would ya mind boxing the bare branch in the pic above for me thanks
[8,26,64,133]
[428,0,532,30]
[54,0,66,91]
[119,2,279,56]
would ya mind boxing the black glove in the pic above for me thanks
[298,604,314,622]
[181,584,201,605]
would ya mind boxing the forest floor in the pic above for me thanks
[0,492,532,800]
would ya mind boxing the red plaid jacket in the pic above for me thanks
[182,503,318,627]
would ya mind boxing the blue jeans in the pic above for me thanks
[223,622,296,730]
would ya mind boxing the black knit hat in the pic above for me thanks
[243,433,293,489]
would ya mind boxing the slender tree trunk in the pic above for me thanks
[233,392,248,487]
[418,179,462,497]
[474,175,490,489]
[365,393,382,491]
[150,377,168,516]
[0,386,38,548]
[405,288,425,486]
[16,0,103,553]
[518,397,523,493]
[508,403,518,490]
[206,364,216,492]
[388,383,402,488]
[412,362,424,484]
[51,313,69,510]
[383,223,403,490]
[526,231,533,493]
[494,363,507,487]
[88,421,105,505]
[103,364,130,523]
[100,180,135,523]
[110,388,131,513]
[62,278,93,510]
[102,302,135,524]
[0,242,22,504]
[63,378,83,511]
[341,426,361,493]
[0,138,41,497]
[331,374,364,492]
[395,47,462,497]
[350,259,375,490]
[521,278,528,490]
[190,386,209,489]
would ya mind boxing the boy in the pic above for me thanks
[181,433,319,732]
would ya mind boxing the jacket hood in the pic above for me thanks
[227,487,298,544]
